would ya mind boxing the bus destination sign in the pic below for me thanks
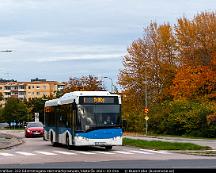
[79,96,118,104]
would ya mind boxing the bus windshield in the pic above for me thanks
[77,104,121,131]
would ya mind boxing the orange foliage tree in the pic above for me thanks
[119,12,216,132]
[64,75,104,93]
[171,65,216,99]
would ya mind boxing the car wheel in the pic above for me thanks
[25,133,28,138]
[105,146,112,150]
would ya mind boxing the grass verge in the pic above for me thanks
[123,138,210,150]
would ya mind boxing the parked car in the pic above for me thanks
[0,122,9,129]
[25,122,44,138]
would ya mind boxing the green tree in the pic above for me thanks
[0,107,4,122]
[2,98,28,124]
[25,97,49,123]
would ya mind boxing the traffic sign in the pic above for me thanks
[145,116,149,121]
[144,107,149,113]
[35,112,39,122]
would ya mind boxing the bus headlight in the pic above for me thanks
[75,136,90,145]
[114,136,121,141]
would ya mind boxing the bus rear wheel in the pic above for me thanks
[105,146,112,150]
[66,135,71,150]
[50,133,57,147]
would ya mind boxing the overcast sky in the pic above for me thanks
[0,0,215,89]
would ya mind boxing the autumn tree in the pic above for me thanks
[64,75,104,93]
[119,12,216,134]
[175,12,216,67]
[119,22,178,123]
[172,12,216,99]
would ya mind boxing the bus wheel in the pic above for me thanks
[105,146,112,150]
[66,135,71,150]
[50,133,57,147]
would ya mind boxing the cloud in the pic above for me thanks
[0,34,125,64]
[0,0,216,82]
[34,53,123,63]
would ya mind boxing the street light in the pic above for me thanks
[0,50,13,52]
[103,77,113,93]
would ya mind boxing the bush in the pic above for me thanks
[123,112,145,132]
[148,99,216,137]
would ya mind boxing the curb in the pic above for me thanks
[0,133,24,150]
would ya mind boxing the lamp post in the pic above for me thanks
[144,64,149,136]
[103,77,113,93]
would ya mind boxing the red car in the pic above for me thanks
[25,122,44,138]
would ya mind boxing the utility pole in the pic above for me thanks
[144,65,149,135]
[103,77,113,93]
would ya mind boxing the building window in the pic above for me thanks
[5,86,11,90]
[37,92,40,95]
[18,92,26,96]
[28,86,31,89]
[19,86,25,89]
[32,92,34,95]
[37,86,40,89]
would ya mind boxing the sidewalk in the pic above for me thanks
[0,131,23,150]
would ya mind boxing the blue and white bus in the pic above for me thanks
[44,91,122,150]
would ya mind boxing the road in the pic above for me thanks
[1,131,216,169]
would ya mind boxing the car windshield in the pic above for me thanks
[27,122,43,128]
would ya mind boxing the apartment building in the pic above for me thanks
[0,79,65,102]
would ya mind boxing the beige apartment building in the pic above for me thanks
[0,79,65,103]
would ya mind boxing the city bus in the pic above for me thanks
[44,91,122,150]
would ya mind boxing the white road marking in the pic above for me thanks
[114,151,134,154]
[96,151,116,155]
[0,149,171,158]
[128,150,154,154]
[16,152,36,156]
[140,149,171,154]
[76,151,96,155]
[0,153,14,156]
[53,151,77,155]
[35,151,57,156]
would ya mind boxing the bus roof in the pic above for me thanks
[45,91,121,107]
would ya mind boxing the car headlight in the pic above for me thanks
[27,129,31,133]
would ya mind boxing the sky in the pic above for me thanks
[0,0,215,90]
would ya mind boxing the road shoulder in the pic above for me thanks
[0,131,23,150]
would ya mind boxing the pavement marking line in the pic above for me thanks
[128,150,154,155]
[114,151,134,155]
[96,151,116,155]
[53,151,77,155]
[76,151,96,155]
[16,152,36,156]
[0,153,14,156]
[140,149,171,154]
[35,151,58,156]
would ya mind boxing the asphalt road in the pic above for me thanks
[1,130,216,169]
